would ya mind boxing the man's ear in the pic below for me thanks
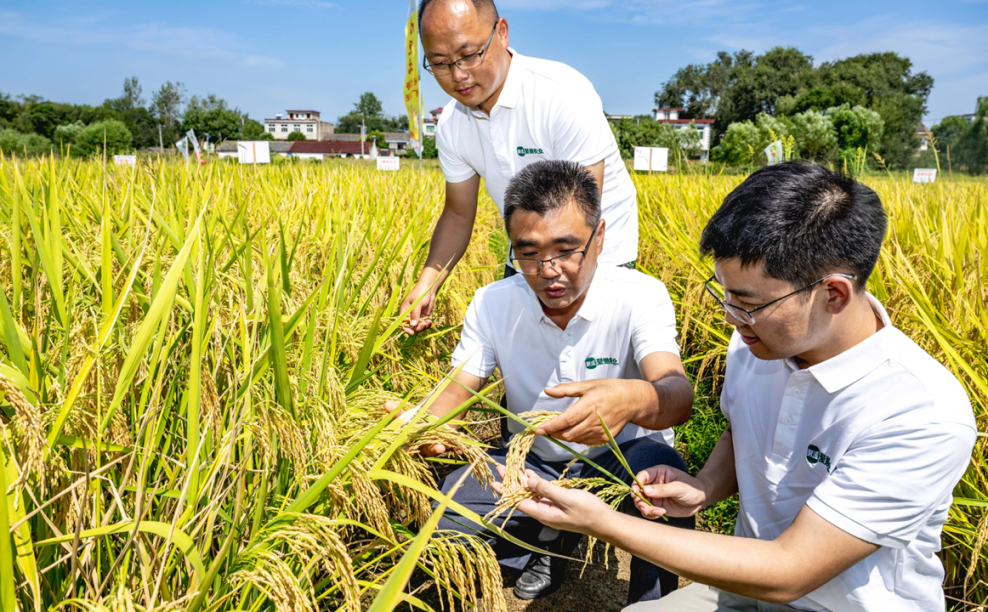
[824,276,855,315]
[596,219,606,250]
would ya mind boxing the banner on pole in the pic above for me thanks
[404,0,423,157]
[175,137,189,163]
[186,129,206,165]
[765,140,783,165]
[912,168,937,183]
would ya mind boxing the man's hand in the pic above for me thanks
[536,379,651,445]
[632,464,707,519]
[491,465,613,535]
[384,400,449,457]
[400,276,439,335]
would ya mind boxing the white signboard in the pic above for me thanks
[237,141,271,164]
[633,147,668,172]
[912,168,937,183]
[376,157,400,172]
[113,155,136,166]
[765,140,783,165]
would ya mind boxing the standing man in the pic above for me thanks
[495,162,977,611]
[401,0,638,334]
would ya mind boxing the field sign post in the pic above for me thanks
[377,157,400,172]
[633,147,668,173]
[913,168,937,183]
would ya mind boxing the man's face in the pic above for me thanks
[714,258,827,361]
[509,201,603,310]
[420,1,510,110]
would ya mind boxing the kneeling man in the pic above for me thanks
[500,161,977,611]
[411,159,695,603]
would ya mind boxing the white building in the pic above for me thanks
[422,106,443,138]
[263,110,335,141]
[653,107,715,162]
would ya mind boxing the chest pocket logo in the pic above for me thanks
[806,444,832,473]
[517,146,544,157]
[585,357,618,370]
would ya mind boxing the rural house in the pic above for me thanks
[264,110,335,141]
[653,107,715,162]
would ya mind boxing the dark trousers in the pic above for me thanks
[435,433,694,604]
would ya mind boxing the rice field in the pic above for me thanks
[0,156,984,611]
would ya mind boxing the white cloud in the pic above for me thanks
[814,19,988,76]
[493,0,763,26]
[0,10,286,69]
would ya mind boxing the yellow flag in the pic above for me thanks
[404,0,423,155]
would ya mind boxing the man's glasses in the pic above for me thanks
[704,273,858,325]
[510,224,599,277]
[423,24,498,76]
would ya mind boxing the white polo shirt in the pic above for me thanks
[720,295,976,611]
[451,266,680,462]
[435,49,638,267]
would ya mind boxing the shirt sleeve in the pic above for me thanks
[450,292,498,379]
[631,279,681,364]
[805,419,976,549]
[436,112,478,184]
[547,83,614,167]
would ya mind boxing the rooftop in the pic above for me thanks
[656,118,715,124]
[286,110,319,113]
[653,108,686,112]
[289,141,376,155]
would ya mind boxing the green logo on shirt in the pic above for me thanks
[516,146,544,157]
[806,444,832,473]
[585,357,618,369]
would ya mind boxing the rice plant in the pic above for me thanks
[0,155,984,611]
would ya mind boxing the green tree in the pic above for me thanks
[103,77,158,148]
[286,131,308,141]
[0,128,52,156]
[825,104,884,159]
[151,81,187,145]
[53,121,85,149]
[932,116,971,156]
[336,92,409,134]
[712,120,760,164]
[421,135,438,159]
[73,120,133,157]
[957,96,988,174]
[181,104,243,144]
[789,110,837,160]
[241,118,268,140]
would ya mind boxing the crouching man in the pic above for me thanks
[498,161,977,611]
[396,159,695,603]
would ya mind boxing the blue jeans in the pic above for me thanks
[435,433,695,604]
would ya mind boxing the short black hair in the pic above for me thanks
[699,161,886,291]
[419,0,499,34]
[503,160,601,235]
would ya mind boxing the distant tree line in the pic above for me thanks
[925,97,988,174]
[0,77,270,158]
[335,92,409,135]
[619,48,945,170]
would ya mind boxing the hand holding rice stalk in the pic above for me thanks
[486,410,653,525]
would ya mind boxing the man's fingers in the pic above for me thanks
[543,382,589,399]
[635,498,668,520]
[496,464,506,478]
[384,400,403,415]
[536,404,588,436]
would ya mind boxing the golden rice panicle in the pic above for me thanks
[408,424,495,487]
[0,372,45,490]
[230,548,317,612]
[428,532,507,612]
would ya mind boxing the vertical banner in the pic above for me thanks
[404,0,423,157]
[186,129,206,165]
[764,139,783,165]
[175,137,189,164]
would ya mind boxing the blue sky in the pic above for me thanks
[1,0,985,128]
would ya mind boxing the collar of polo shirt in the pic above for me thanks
[784,294,893,393]
[470,48,522,117]
[524,262,606,327]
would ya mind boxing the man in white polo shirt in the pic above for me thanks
[498,161,977,611]
[400,0,638,335]
[393,160,694,603]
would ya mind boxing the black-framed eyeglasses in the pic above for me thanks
[510,224,600,277]
[704,273,858,325]
[423,24,498,76]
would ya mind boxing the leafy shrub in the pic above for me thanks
[73,120,133,157]
[0,128,53,156]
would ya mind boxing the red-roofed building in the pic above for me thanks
[288,140,380,159]
[423,106,444,138]
[652,108,715,162]
[264,110,335,141]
